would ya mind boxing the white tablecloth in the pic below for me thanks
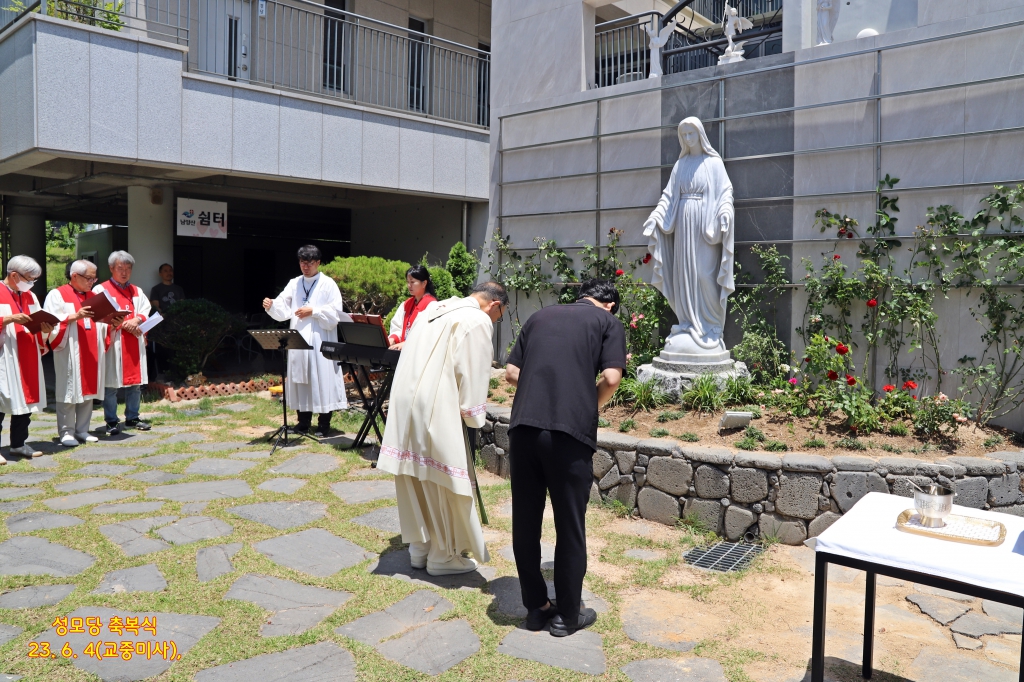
[815,492,1024,598]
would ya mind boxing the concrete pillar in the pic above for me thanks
[127,185,174,297]
[782,0,813,53]
[8,207,48,300]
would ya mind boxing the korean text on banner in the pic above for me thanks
[177,198,227,239]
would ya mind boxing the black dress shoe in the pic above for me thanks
[525,599,557,631]
[549,607,597,637]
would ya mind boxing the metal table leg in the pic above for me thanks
[863,569,876,679]
[811,552,829,682]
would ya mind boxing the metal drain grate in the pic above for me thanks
[683,542,764,573]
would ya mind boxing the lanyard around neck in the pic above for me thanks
[300,275,319,304]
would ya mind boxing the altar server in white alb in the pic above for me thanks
[0,255,53,461]
[95,251,152,436]
[263,245,348,437]
[45,260,108,447]
[378,281,507,576]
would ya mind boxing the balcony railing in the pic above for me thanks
[1,0,489,128]
[689,0,782,24]
[594,12,659,88]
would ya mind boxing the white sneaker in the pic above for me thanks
[0,456,7,465]
[75,433,99,443]
[426,556,479,576]
[61,434,79,447]
[9,445,42,458]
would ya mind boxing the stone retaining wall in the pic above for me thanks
[477,406,1024,545]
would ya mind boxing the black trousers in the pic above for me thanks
[0,413,31,449]
[296,411,332,431]
[509,425,594,625]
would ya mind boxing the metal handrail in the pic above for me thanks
[0,0,39,36]
[596,10,662,30]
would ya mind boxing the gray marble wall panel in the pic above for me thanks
[36,21,90,154]
[794,52,876,107]
[963,24,1024,81]
[964,130,1024,184]
[599,169,661,210]
[89,33,137,159]
[881,88,965,141]
[433,126,467,197]
[601,91,660,136]
[881,137,965,187]
[361,112,401,189]
[919,0,967,24]
[661,80,719,125]
[735,200,795,244]
[794,101,875,151]
[502,212,595,249]
[181,78,233,170]
[278,97,322,181]
[727,157,794,201]
[793,148,874,196]
[725,111,794,158]
[465,134,489,199]
[965,80,1024,133]
[398,119,435,193]
[322,106,363,185]
[501,103,597,150]
[881,35,966,94]
[231,88,280,175]
[792,196,875,240]
[0,22,35,160]
[501,139,596,183]
[601,130,659,172]
[502,176,596,216]
[137,42,182,164]
[724,61,794,117]
[600,208,654,246]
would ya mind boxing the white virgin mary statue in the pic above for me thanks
[643,117,735,365]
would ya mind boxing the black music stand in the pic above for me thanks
[248,329,318,455]
[337,321,392,452]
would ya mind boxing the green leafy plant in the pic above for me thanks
[489,377,500,389]
[888,421,909,437]
[681,374,724,413]
[678,432,700,442]
[835,437,867,451]
[735,436,760,451]
[603,498,632,518]
[723,376,757,406]
[763,440,788,452]
[802,437,827,448]
[321,256,410,315]
[152,299,244,378]
[744,425,766,442]
[730,245,791,383]
[881,444,902,453]
[619,419,636,433]
[983,434,1005,448]
[610,378,669,411]
[649,427,669,438]
[598,416,611,428]
[425,262,459,301]
[446,241,479,296]
[913,392,971,438]
[656,410,685,423]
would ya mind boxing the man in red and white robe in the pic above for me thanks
[94,251,152,436]
[45,260,107,447]
[0,255,53,461]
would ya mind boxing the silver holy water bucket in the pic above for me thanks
[914,484,955,528]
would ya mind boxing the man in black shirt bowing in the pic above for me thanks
[505,279,627,637]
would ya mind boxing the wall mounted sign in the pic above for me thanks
[176,198,227,239]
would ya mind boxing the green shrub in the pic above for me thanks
[152,299,244,379]
[610,378,669,411]
[741,404,763,419]
[678,432,700,442]
[914,394,972,437]
[983,434,1004,448]
[731,330,788,383]
[321,256,410,315]
[744,425,766,442]
[881,444,902,453]
[650,427,669,438]
[835,436,866,451]
[802,437,828,448]
[735,437,760,451]
[446,241,479,296]
[598,416,611,428]
[764,440,788,452]
[656,410,685,423]
[428,265,459,301]
[619,419,636,433]
[723,375,757,406]
[681,374,724,413]
[888,422,909,437]
[489,377,500,389]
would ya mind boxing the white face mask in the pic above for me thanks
[15,278,33,292]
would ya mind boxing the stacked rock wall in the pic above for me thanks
[477,406,1024,544]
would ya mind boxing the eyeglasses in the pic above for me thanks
[74,273,98,283]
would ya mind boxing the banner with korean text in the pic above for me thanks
[176,198,227,239]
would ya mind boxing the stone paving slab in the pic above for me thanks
[44,489,136,510]
[191,441,255,453]
[127,471,185,484]
[0,624,23,646]
[185,458,259,476]
[368,550,496,590]
[100,516,178,556]
[498,626,606,675]
[0,536,95,576]
[95,432,162,444]
[983,599,1024,627]
[219,402,254,413]
[93,564,167,593]
[915,584,974,602]
[336,589,453,645]
[498,542,555,570]
[28,457,59,469]
[224,573,353,637]
[137,452,198,467]
[0,502,32,514]
[350,507,401,533]
[269,452,339,475]
[182,502,209,515]
[161,432,207,444]
[984,637,1021,667]
[257,478,307,494]
[147,480,253,502]
[377,618,480,675]
[623,603,697,652]
[0,488,42,500]
[55,477,111,493]
[953,632,984,650]
[907,593,971,625]
[621,658,727,682]
[194,641,356,682]
[950,612,1023,637]
[348,467,392,479]
[0,472,55,486]
[35,607,219,681]
[488,576,608,618]
[69,447,157,463]
[156,516,233,545]
[91,502,165,515]
[228,501,326,530]
[196,543,242,582]
[254,528,376,577]
[74,464,138,476]
[330,480,396,504]
[6,512,84,534]
[230,450,272,460]
[0,584,76,609]
[908,645,1018,682]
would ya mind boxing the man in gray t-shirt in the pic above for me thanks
[149,263,184,311]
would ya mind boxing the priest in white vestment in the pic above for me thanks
[378,281,508,576]
[263,245,349,437]
[45,260,106,447]
[95,250,152,436]
[0,255,53,461]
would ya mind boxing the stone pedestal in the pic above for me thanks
[637,356,749,400]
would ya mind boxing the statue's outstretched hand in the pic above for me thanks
[642,217,659,236]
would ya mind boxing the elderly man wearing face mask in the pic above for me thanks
[0,256,54,461]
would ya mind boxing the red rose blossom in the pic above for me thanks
[827,370,839,381]
[846,233,853,239]
[834,254,841,260]
[642,253,652,264]
[867,298,878,307]
[846,375,856,386]
[804,358,811,363]
[615,269,624,276]
[838,229,846,236]
[883,384,895,392]
[835,343,849,355]
[903,380,918,390]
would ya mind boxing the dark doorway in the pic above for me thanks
[173,244,203,301]
[243,248,276,316]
